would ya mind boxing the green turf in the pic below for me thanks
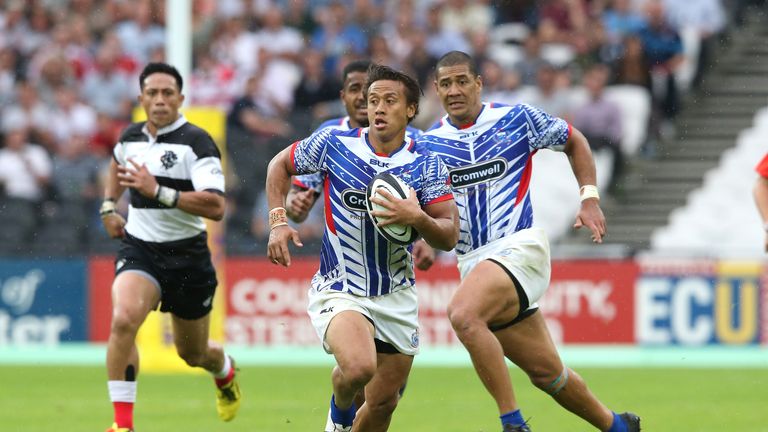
[2,365,767,431]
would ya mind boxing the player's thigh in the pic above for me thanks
[170,313,211,354]
[326,310,377,371]
[111,271,161,325]
[449,260,522,326]
[364,352,413,405]
[494,311,563,376]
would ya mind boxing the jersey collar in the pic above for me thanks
[142,114,188,138]
[445,103,486,130]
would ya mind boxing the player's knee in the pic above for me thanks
[447,305,482,339]
[365,393,399,418]
[341,363,376,389]
[110,307,144,336]
[530,366,570,396]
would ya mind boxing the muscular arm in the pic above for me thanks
[176,190,225,221]
[564,126,606,243]
[266,146,299,212]
[415,199,459,251]
[104,158,127,200]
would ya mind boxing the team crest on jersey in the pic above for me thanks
[160,150,178,169]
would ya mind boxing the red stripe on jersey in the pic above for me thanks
[292,178,309,189]
[289,141,299,172]
[757,154,768,177]
[515,150,537,206]
[323,176,336,234]
[426,193,455,206]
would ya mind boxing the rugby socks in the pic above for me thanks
[214,354,234,387]
[500,409,525,428]
[330,394,357,427]
[607,412,628,432]
[108,380,136,429]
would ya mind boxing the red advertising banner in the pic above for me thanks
[542,261,638,344]
[89,257,114,342]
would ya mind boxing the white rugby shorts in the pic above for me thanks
[307,285,420,356]
[456,227,551,311]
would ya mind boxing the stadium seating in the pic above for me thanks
[650,107,768,255]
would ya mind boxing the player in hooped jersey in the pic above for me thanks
[753,154,768,251]
[287,60,436,271]
[266,64,458,431]
[419,51,640,432]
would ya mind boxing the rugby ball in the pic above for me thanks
[365,172,419,245]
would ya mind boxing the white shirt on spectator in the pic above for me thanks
[0,143,52,201]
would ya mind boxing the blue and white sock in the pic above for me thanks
[330,395,356,427]
[607,412,628,432]
[500,409,525,427]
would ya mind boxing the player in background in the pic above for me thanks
[266,64,458,432]
[418,51,640,432]
[100,63,240,432]
[753,154,768,251]
[287,60,436,271]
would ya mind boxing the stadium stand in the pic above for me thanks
[0,0,757,256]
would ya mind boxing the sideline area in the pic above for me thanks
[2,344,766,368]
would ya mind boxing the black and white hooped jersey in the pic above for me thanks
[419,103,570,256]
[291,127,453,297]
[113,115,225,243]
[292,116,423,193]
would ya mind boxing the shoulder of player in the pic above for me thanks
[117,122,146,143]
[315,117,346,132]
[166,122,220,159]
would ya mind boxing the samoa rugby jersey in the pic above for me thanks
[293,116,423,193]
[419,103,570,256]
[291,127,453,297]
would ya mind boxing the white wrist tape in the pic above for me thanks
[155,185,180,207]
[579,185,600,202]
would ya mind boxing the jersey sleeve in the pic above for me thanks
[756,154,768,178]
[189,134,225,193]
[518,103,570,151]
[112,141,125,165]
[292,172,324,194]
[419,154,453,206]
[292,128,333,175]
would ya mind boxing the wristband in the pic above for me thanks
[99,199,117,218]
[269,207,288,230]
[155,185,180,207]
[579,185,599,202]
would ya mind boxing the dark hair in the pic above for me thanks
[435,50,478,78]
[365,63,421,122]
[342,59,371,83]
[139,62,184,92]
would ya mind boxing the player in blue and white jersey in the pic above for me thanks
[419,51,640,432]
[266,64,458,432]
[287,61,434,272]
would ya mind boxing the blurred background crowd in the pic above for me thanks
[0,0,758,256]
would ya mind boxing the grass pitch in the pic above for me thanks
[2,365,766,431]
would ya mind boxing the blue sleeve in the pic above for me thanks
[518,103,570,151]
[293,128,334,175]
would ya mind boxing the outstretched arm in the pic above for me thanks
[564,126,606,243]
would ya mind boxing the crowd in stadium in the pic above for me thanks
[0,0,749,256]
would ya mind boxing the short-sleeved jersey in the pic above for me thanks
[113,115,225,242]
[756,154,768,178]
[418,103,570,256]
[293,116,423,193]
[291,127,453,297]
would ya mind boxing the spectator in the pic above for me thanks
[292,49,343,130]
[80,42,135,119]
[114,0,165,63]
[514,34,548,86]
[402,26,438,87]
[310,1,367,73]
[50,132,103,206]
[0,116,51,204]
[2,80,53,149]
[256,6,305,116]
[424,3,470,58]
[440,0,495,36]
[188,50,238,110]
[571,64,625,191]
[48,86,98,150]
[520,62,572,118]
